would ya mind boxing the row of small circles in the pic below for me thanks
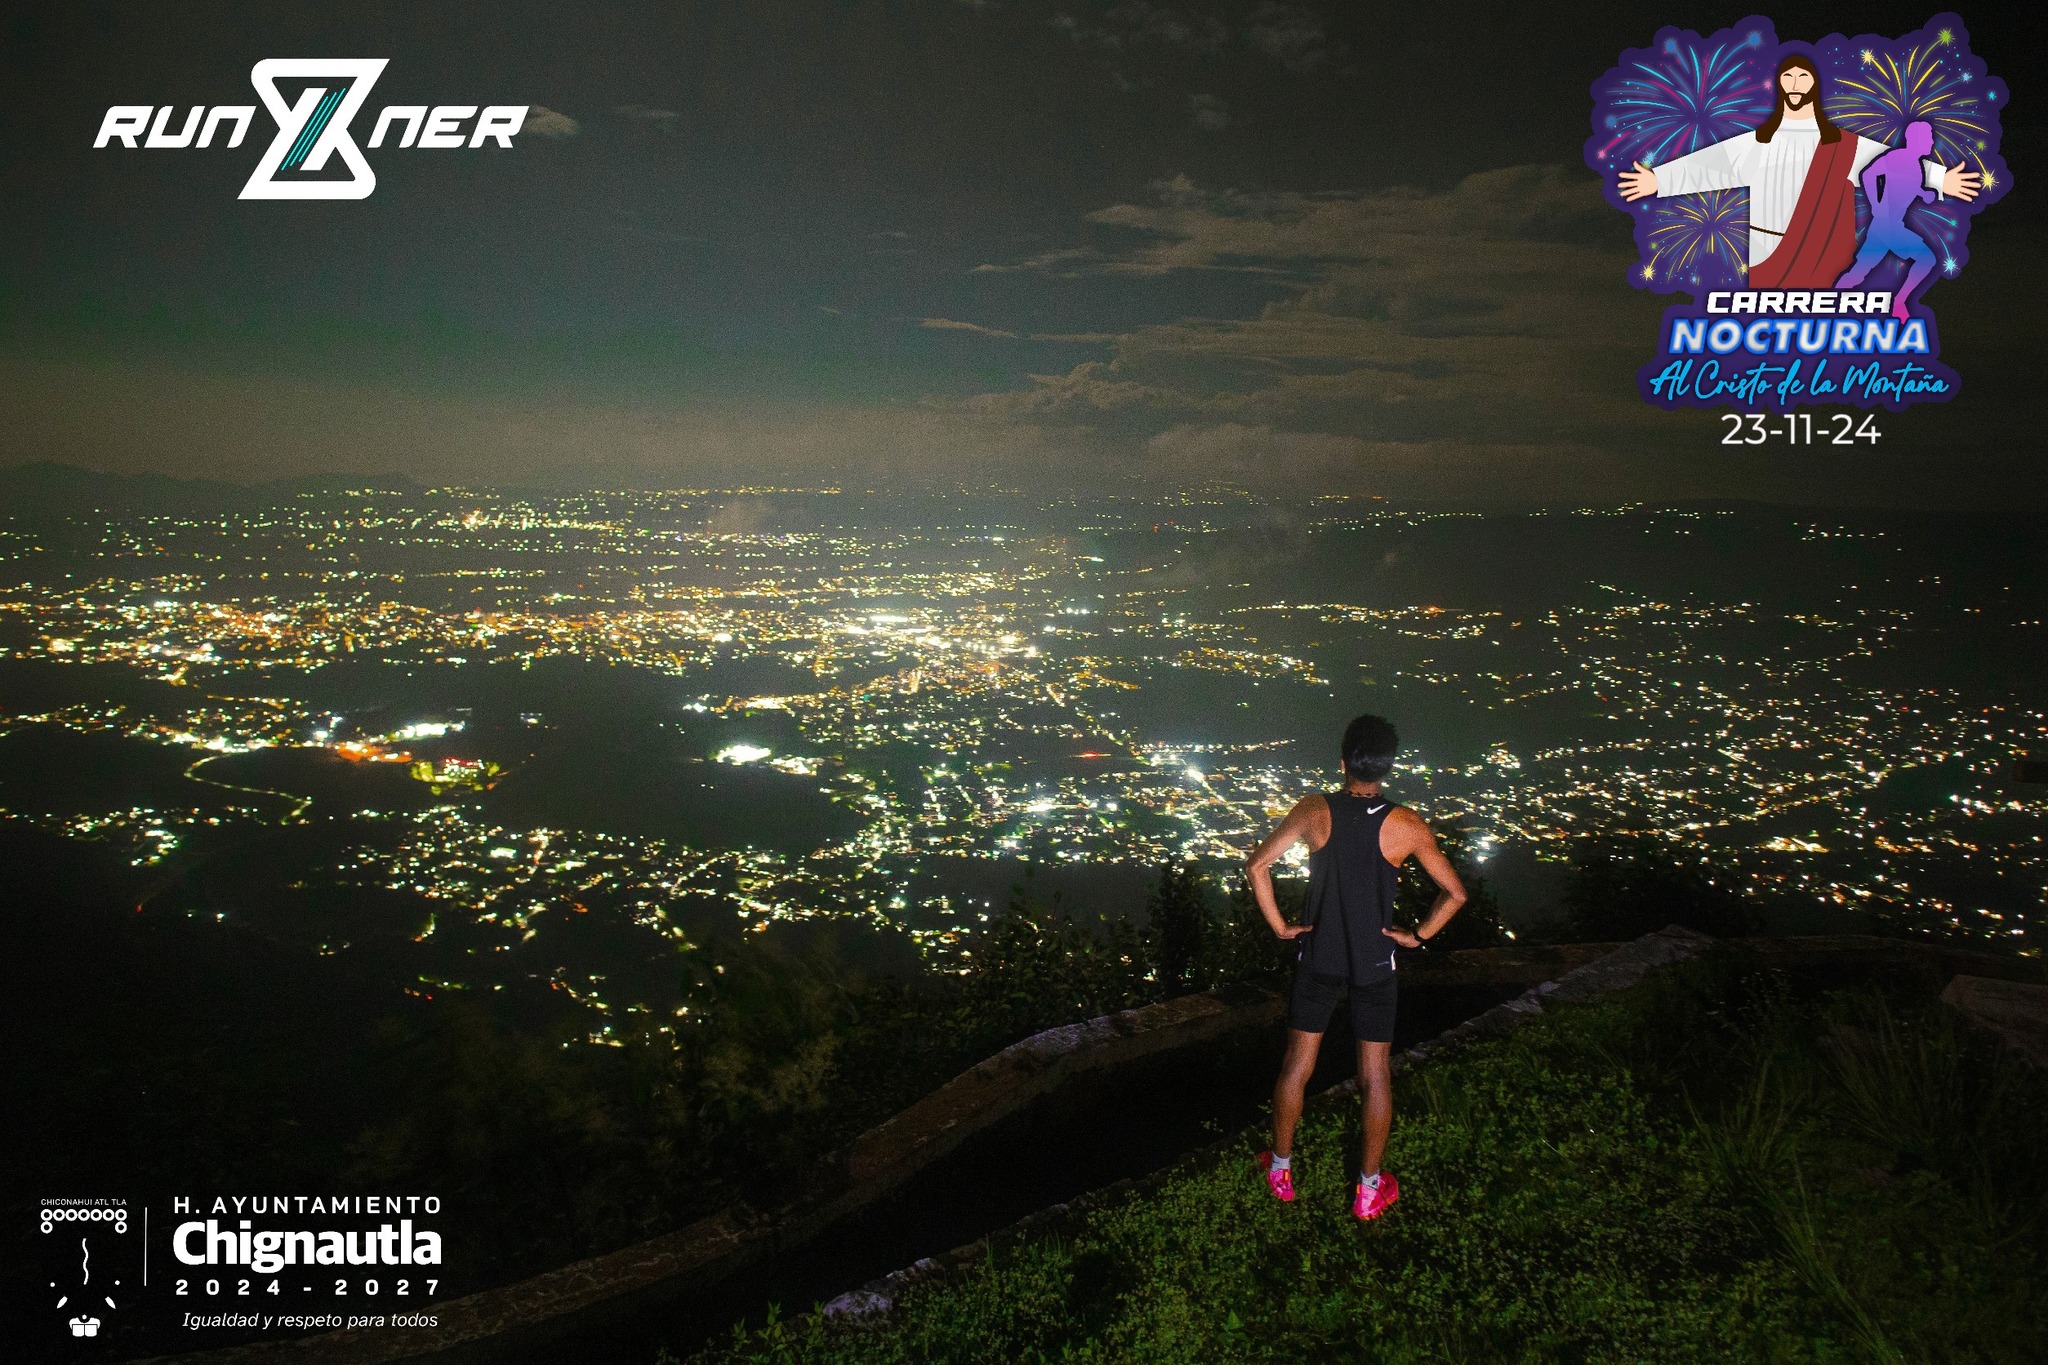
[43,1208,127,1233]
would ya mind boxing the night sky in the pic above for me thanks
[1,2,2041,504]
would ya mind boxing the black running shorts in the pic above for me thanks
[1287,968,1397,1043]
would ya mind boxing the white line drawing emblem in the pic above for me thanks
[240,58,388,200]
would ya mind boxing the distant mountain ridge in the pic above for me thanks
[2,461,2040,530]
[0,461,425,518]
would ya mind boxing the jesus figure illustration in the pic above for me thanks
[1618,53,1980,289]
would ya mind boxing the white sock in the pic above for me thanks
[1362,1171,1381,1189]
[1270,1153,1291,1173]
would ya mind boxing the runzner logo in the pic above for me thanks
[93,59,528,201]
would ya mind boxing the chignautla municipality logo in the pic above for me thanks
[1587,12,2010,414]
[41,1199,135,1340]
[94,59,530,200]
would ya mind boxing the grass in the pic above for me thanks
[688,951,2047,1363]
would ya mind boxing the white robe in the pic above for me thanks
[1653,122,1948,269]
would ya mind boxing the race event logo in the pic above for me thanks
[1588,12,2010,414]
[94,58,529,200]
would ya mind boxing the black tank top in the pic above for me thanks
[1301,790,1401,983]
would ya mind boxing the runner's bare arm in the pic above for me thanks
[1245,797,1319,939]
[1380,809,1466,948]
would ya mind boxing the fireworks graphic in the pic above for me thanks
[1646,189,1748,287]
[1830,41,1990,171]
[1591,27,1773,169]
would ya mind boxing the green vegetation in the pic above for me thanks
[698,952,2047,1363]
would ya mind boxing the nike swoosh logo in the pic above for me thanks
[1366,804,1386,814]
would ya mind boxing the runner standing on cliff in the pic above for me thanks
[1244,714,1467,1220]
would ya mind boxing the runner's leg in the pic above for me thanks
[1892,236,1938,318]
[1357,1040,1393,1176]
[1832,240,1891,290]
[1272,1028,1323,1158]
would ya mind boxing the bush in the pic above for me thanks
[1145,861,1212,997]
[959,874,1150,1042]
[1562,836,1757,941]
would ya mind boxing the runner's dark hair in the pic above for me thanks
[1757,53,1841,144]
[1342,714,1399,783]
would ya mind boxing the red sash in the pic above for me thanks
[1749,131,1860,289]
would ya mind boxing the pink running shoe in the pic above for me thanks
[1256,1150,1295,1202]
[1353,1172,1400,1221]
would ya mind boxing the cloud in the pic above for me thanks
[1038,2,1340,94]
[521,106,581,139]
[1050,4,1228,53]
[1040,2,1340,73]
[1073,166,1617,275]
[971,247,1103,276]
[960,359,1177,416]
[943,165,1662,456]
[1245,3,1337,74]
[614,104,682,131]
[613,207,704,245]
[921,317,1020,339]
[926,165,2048,503]
[1188,93,1230,130]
